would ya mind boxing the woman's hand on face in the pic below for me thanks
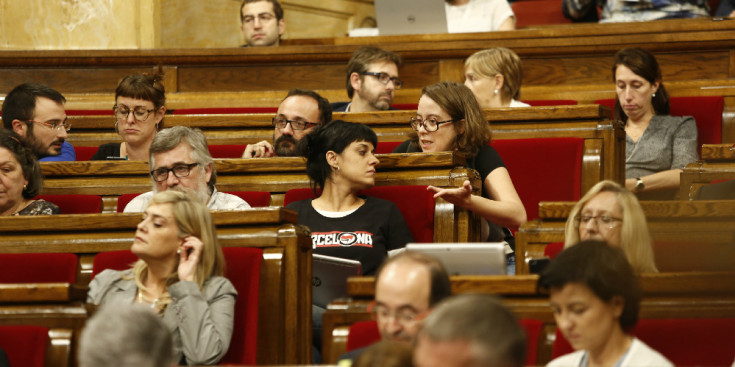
[177,236,203,282]
[427,180,473,208]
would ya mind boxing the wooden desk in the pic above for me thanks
[321,271,735,365]
[0,208,312,365]
[515,200,735,274]
[680,144,735,199]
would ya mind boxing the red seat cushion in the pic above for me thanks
[74,146,99,161]
[209,145,246,158]
[634,318,735,366]
[284,186,435,243]
[36,194,102,214]
[220,247,262,365]
[226,191,271,207]
[346,320,380,352]
[0,325,48,367]
[512,0,572,28]
[65,109,112,115]
[375,141,402,154]
[389,103,418,110]
[117,193,142,212]
[519,319,543,365]
[596,96,723,154]
[0,253,77,283]
[522,100,578,106]
[491,138,584,227]
[172,107,277,114]
[544,242,565,259]
[92,250,138,278]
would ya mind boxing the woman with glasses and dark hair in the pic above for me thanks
[0,129,59,216]
[92,73,166,161]
[564,180,657,273]
[612,48,698,199]
[539,241,672,367]
[88,190,236,365]
[392,82,525,266]
[287,120,413,275]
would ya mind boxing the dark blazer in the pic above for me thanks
[694,179,735,200]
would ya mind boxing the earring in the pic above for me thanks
[493,89,499,95]
[652,92,656,98]
[23,184,27,190]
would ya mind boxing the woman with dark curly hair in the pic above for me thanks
[0,129,58,215]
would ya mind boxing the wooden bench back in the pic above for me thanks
[680,144,735,199]
[0,209,312,365]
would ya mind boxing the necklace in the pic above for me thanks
[137,289,160,309]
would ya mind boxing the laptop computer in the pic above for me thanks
[312,254,363,308]
[374,0,448,36]
[404,243,507,275]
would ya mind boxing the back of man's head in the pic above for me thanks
[149,126,216,190]
[415,294,526,367]
[345,46,402,99]
[2,83,66,130]
[79,304,174,367]
[375,251,451,307]
[284,88,332,124]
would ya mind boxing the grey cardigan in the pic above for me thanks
[87,269,237,365]
[625,114,699,179]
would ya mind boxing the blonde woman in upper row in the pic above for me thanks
[564,180,658,273]
[464,48,530,109]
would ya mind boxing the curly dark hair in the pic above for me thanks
[0,129,43,199]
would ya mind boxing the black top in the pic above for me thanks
[286,196,413,275]
[91,143,122,161]
[15,199,60,216]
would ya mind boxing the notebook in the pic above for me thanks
[404,242,507,275]
[374,0,448,36]
[312,254,363,308]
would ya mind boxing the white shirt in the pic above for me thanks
[547,338,673,367]
[123,188,252,212]
[510,99,531,107]
[445,0,515,33]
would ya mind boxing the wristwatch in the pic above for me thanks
[634,177,645,192]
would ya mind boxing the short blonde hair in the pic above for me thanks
[564,180,658,273]
[464,47,523,101]
[131,191,226,309]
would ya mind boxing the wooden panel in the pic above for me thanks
[680,144,735,199]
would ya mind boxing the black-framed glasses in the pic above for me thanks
[24,119,71,132]
[150,163,199,182]
[361,72,402,89]
[272,117,318,130]
[573,215,623,229]
[113,105,155,122]
[410,117,455,132]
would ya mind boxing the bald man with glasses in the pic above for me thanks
[124,126,251,212]
[2,83,75,161]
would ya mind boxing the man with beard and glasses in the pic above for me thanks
[124,126,251,212]
[2,83,75,161]
[331,47,402,113]
[241,89,332,158]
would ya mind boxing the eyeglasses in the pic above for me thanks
[410,117,455,132]
[272,117,318,130]
[150,163,199,182]
[368,301,426,326]
[243,12,276,24]
[573,215,623,229]
[24,119,71,132]
[113,105,155,122]
[361,72,402,89]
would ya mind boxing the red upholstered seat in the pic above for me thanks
[596,96,723,154]
[36,194,103,214]
[209,145,246,158]
[552,318,735,365]
[65,109,112,115]
[346,319,543,366]
[284,186,435,243]
[0,253,77,283]
[74,146,99,161]
[172,107,278,114]
[92,250,139,278]
[512,0,572,28]
[491,138,584,227]
[544,242,565,259]
[0,325,49,367]
[375,141,402,154]
[390,103,418,110]
[522,100,578,106]
[226,191,271,207]
[220,247,262,365]
[117,193,142,212]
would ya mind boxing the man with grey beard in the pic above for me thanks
[124,126,251,212]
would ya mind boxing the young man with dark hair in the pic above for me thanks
[332,47,403,113]
[240,0,285,47]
